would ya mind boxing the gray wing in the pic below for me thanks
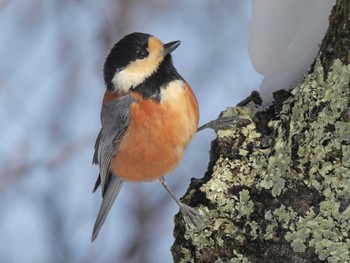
[91,94,135,242]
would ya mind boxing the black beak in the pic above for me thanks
[163,40,181,56]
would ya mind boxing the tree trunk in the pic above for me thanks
[172,0,350,262]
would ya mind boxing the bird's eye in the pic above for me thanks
[136,49,147,59]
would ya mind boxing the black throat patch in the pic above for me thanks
[132,55,183,101]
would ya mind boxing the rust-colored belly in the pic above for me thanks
[110,82,199,182]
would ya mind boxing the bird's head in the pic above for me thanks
[103,32,181,94]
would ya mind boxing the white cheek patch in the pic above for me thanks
[111,70,147,94]
[111,55,162,94]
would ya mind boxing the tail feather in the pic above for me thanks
[91,176,124,242]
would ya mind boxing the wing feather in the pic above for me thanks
[91,94,135,241]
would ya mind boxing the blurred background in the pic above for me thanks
[0,1,262,262]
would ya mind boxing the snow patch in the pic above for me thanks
[249,0,336,102]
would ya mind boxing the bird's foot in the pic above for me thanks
[197,115,241,132]
[179,202,205,227]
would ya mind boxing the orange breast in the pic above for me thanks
[110,81,199,182]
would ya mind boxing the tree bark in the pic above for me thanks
[172,0,350,262]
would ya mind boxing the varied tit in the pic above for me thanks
[92,32,200,241]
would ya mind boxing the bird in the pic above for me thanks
[91,32,201,241]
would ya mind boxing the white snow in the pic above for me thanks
[249,0,336,102]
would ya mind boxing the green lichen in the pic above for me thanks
[260,59,350,262]
[285,229,308,252]
[279,60,350,261]
[175,59,350,262]
[263,210,278,240]
[236,189,254,219]
[273,204,297,227]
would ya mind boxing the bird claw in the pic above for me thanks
[197,115,241,132]
[179,203,205,227]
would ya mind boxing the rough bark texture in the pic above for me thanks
[172,0,350,262]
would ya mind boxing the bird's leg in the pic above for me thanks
[197,115,241,132]
[159,177,204,226]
